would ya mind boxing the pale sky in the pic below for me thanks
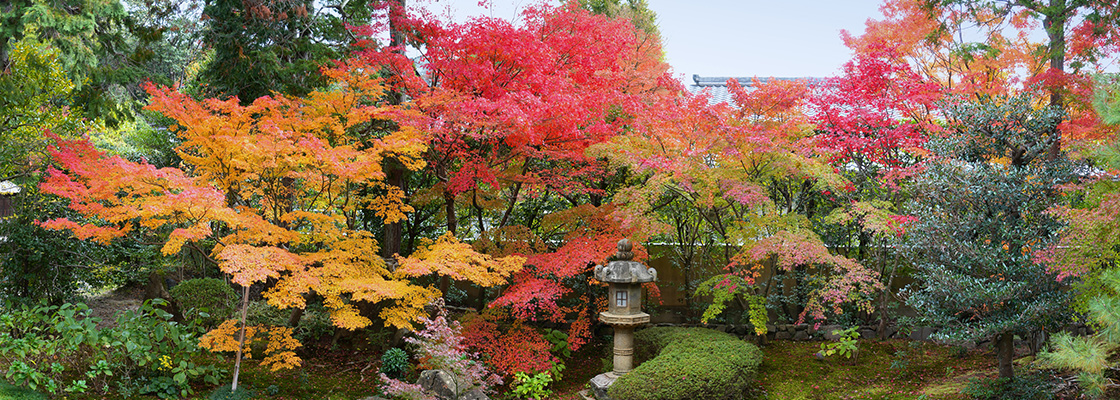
[413,0,886,82]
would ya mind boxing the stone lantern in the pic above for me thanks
[588,239,656,399]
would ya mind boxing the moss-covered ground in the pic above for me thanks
[0,382,46,400]
[756,339,999,399]
[223,348,380,400]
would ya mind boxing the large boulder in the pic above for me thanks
[415,370,491,400]
[417,369,458,400]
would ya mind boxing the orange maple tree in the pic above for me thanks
[39,58,524,389]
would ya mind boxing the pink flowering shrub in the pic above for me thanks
[379,308,502,398]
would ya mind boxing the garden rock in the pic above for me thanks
[590,373,616,400]
[819,325,843,340]
[459,387,490,400]
[909,326,935,341]
[418,369,458,400]
[858,328,876,339]
[793,330,809,341]
[883,325,898,339]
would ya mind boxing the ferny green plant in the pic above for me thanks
[510,371,553,400]
[819,326,860,362]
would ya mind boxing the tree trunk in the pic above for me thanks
[381,161,404,258]
[996,332,1015,380]
[144,270,171,301]
[144,270,182,322]
[440,190,456,298]
[444,190,457,235]
[288,306,304,328]
[380,0,407,257]
[476,285,487,310]
[232,285,250,392]
[1043,5,1067,160]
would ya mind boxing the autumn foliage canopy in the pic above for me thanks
[32,0,1120,386]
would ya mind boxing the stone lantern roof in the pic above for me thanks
[0,181,20,195]
[594,239,657,284]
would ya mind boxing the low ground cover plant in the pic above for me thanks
[0,300,223,398]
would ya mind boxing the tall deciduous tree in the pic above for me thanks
[594,76,882,331]
[358,2,672,348]
[851,0,1120,144]
[809,47,941,335]
[364,2,661,234]
[920,0,1120,106]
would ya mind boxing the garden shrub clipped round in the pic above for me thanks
[608,327,763,400]
[169,278,237,328]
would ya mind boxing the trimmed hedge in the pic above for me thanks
[608,327,763,400]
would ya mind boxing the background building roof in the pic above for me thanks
[686,75,821,104]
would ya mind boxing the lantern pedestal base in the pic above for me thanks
[589,372,619,400]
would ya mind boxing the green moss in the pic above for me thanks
[756,339,999,400]
[609,327,763,400]
[0,382,46,400]
[225,354,375,400]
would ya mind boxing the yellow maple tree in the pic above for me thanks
[41,57,524,390]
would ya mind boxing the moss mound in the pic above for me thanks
[608,327,763,400]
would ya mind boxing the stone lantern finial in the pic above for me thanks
[615,239,633,261]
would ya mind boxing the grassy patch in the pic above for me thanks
[756,339,996,400]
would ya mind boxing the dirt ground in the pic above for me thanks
[82,286,143,328]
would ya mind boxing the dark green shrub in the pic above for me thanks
[963,373,1055,400]
[244,300,333,343]
[380,347,409,378]
[608,327,763,400]
[169,278,237,328]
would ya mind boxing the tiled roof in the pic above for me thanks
[686,74,821,105]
